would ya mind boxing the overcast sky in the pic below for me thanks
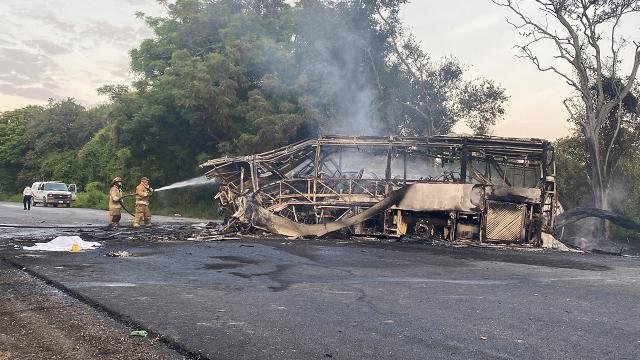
[1,0,638,140]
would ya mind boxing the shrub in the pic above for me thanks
[151,185,218,219]
[74,181,108,210]
[0,192,23,202]
[84,181,105,193]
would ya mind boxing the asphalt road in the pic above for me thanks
[1,201,640,359]
[0,200,205,227]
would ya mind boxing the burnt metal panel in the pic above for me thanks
[392,183,484,212]
[485,201,526,242]
[487,186,541,204]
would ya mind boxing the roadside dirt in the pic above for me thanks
[0,261,184,360]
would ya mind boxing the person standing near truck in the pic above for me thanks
[22,185,33,210]
[133,176,153,228]
[108,176,124,229]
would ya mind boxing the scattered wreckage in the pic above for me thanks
[200,135,558,245]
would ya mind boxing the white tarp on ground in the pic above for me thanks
[23,236,101,251]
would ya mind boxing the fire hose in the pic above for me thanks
[119,194,135,217]
[118,188,154,217]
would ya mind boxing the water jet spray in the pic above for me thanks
[154,176,218,192]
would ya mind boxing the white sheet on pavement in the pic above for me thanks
[23,236,101,251]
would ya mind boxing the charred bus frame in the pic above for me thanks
[201,135,557,243]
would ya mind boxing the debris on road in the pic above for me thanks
[541,232,577,252]
[130,330,148,337]
[187,221,242,241]
[106,251,130,258]
[23,236,101,252]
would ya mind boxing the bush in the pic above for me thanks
[0,192,23,202]
[74,181,108,210]
[151,185,218,219]
[84,181,105,192]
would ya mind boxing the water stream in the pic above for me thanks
[154,176,218,192]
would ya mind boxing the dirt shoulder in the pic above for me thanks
[0,260,185,360]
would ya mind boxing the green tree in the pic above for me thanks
[555,134,591,209]
[0,106,44,192]
[104,0,315,189]
[116,0,509,174]
[19,99,106,186]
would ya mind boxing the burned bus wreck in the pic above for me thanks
[200,135,557,244]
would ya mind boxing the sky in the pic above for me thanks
[0,0,638,140]
[401,0,574,139]
[0,0,160,110]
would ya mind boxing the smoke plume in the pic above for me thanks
[295,2,382,136]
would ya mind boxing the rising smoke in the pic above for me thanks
[295,2,383,136]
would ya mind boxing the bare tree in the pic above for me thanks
[493,0,640,218]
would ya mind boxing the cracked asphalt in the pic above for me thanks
[1,201,640,359]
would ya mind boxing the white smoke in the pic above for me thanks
[296,3,382,136]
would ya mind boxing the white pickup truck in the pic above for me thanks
[31,181,77,208]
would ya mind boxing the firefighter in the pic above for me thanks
[108,176,123,229]
[133,176,153,228]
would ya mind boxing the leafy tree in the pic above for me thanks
[555,134,591,209]
[18,99,106,185]
[611,149,640,226]
[0,106,43,192]
[118,0,509,174]
[76,126,131,186]
[26,99,86,153]
[127,1,311,159]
